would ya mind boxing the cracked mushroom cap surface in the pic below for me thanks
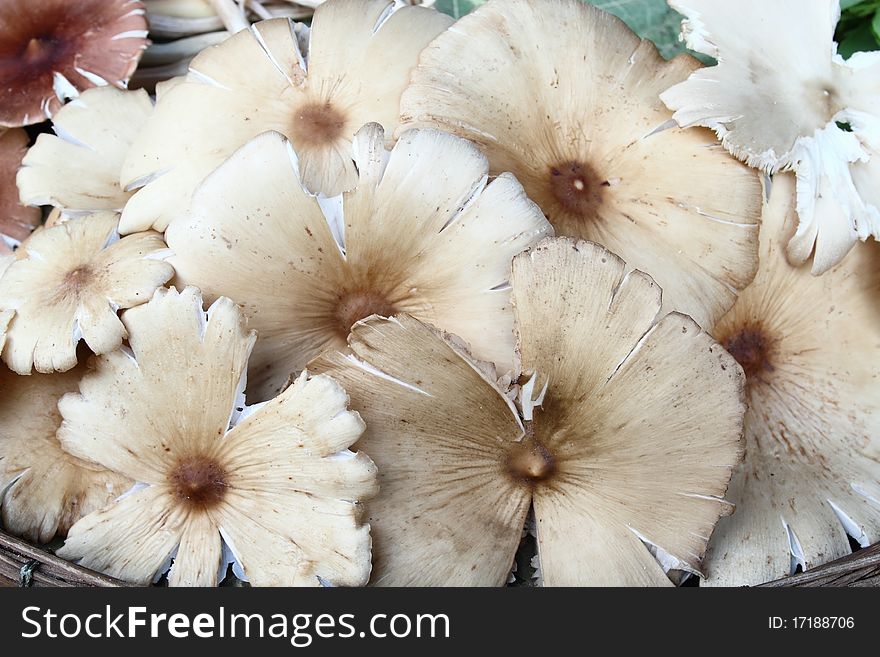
[399,0,761,330]
[0,128,40,253]
[166,124,551,402]
[17,87,154,213]
[120,0,453,233]
[0,0,148,127]
[660,0,880,275]
[705,173,880,587]
[0,361,132,544]
[56,286,378,587]
[0,212,174,374]
[309,238,745,586]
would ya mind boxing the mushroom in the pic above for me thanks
[17,87,154,213]
[703,172,880,586]
[0,128,40,253]
[120,0,453,233]
[144,0,322,38]
[660,0,880,275]
[399,0,761,330]
[56,286,378,587]
[0,212,174,374]
[309,238,745,586]
[165,124,551,401]
[0,0,149,127]
[0,362,132,544]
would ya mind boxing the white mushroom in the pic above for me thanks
[56,286,378,586]
[704,172,880,586]
[17,87,154,213]
[400,0,761,329]
[166,124,551,400]
[310,238,745,585]
[0,213,174,374]
[660,0,880,274]
[121,0,453,233]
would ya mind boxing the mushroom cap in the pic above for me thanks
[310,238,745,586]
[0,212,174,374]
[17,87,154,213]
[166,124,551,401]
[704,172,880,586]
[0,363,132,543]
[0,0,148,127]
[56,286,377,587]
[0,128,40,253]
[120,1,453,233]
[310,314,531,586]
[660,0,880,274]
[399,0,761,330]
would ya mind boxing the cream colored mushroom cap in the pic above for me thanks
[0,362,132,544]
[17,87,154,213]
[120,1,453,233]
[661,0,880,275]
[399,0,761,330]
[166,124,551,401]
[0,128,41,254]
[0,212,174,374]
[311,238,745,586]
[511,238,744,585]
[704,173,880,586]
[56,286,378,587]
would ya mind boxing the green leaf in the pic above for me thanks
[839,21,880,56]
[585,0,686,60]
[872,7,880,41]
[435,0,486,19]
[840,0,868,12]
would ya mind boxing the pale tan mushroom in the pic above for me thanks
[0,362,132,544]
[0,0,148,127]
[17,87,154,213]
[0,212,174,374]
[56,286,378,587]
[0,128,40,254]
[399,0,761,330]
[166,124,551,401]
[660,0,880,274]
[310,238,745,586]
[121,0,453,233]
[704,173,880,586]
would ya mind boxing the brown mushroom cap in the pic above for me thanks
[0,128,40,253]
[399,0,761,330]
[0,0,148,127]
[0,362,132,543]
[704,173,880,586]
[310,238,745,586]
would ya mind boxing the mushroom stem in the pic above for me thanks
[140,31,229,66]
[244,0,272,20]
[207,0,250,33]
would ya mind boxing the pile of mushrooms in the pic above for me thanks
[0,0,877,587]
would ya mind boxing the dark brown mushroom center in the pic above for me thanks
[720,324,776,381]
[291,102,347,147]
[505,437,556,486]
[169,456,228,509]
[62,265,92,294]
[548,160,609,217]
[334,289,397,339]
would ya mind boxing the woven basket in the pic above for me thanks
[2,528,877,588]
